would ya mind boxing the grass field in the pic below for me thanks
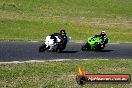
[0,60,132,88]
[0,0,132,42]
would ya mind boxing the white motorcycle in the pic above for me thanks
[39,35,71,53]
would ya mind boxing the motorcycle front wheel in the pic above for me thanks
[39,44,47,52]
[82,43,91,51]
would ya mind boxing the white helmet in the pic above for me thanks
[101,31,106,36]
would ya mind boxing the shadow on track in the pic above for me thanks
[100,50,114,52]
[60,51,78,53]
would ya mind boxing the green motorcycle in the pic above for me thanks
[82,36,109,51]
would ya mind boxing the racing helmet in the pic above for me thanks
[100,31,106,36]
[60,29,66,36]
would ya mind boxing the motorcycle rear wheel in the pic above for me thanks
[53,44,63,53]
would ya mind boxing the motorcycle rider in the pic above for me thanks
[50,29,68,45]
[58,29,68,44]
[94,31,108,44]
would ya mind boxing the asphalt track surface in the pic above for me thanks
[0,41,132,62]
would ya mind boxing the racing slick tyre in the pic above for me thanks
[53,43,64,53]
[81,45,86,51]
[56,46,63,53]
[53,45,60,53]
[39,44,47,52]
[82,43,91,51]
[95,44,104,51]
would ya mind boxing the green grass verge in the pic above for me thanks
[0,0,132,42]
[0,60,132,88]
